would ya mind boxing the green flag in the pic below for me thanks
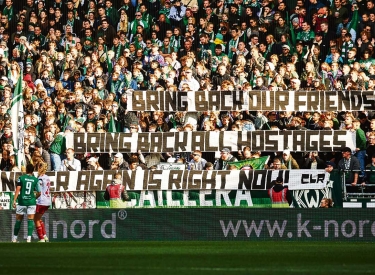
[10,75,25,168]
[108,114,117,133]
[228,156,270,170]
[105,45,113,74]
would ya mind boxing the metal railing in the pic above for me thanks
[341,169,375,200]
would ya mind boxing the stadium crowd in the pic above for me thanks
[0,0,374,174]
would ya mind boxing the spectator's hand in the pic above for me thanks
[357,38,362,45]
[351,182,357,186]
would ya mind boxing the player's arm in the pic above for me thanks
[35,179,42,199]
[13,186,21,208]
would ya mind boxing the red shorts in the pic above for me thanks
[36,205,50,214]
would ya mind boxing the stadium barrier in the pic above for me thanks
[1,208,375,242]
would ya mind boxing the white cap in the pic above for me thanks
[167,157,176,163]
[114,153,123,158]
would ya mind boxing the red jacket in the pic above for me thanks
[105,184,124,200]
[268,185,292,205]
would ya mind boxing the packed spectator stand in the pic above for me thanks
[0,0,373,192]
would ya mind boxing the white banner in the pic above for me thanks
[70,131,352,153]
[126,90,375,111]
[0,170,329,192]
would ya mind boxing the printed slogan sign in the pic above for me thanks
[0,170,330,192]
[70,131,351,153]
[126,90,375,111]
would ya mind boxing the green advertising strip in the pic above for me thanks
[1,209,375,242]
[96,190,271,208]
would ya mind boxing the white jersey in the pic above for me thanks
[37,174,51,206]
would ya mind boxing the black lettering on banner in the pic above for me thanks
[261,91,273,111]
[89,170,105,190]
[301,173,311,184]
[293,130,306,152]
[251,131,265,151]
[201,171,217,189]
[248,91,262,110]
[168,170,183,189]
[295,90,307,111]
[237,131,252,151]
[283,170,289,185]
[119,133,133,151]
[280,131,291,151]
[339,90,351,110]
[325,91,338,111]
[146,90,162,111]
[187,171,202,189]
[275,91,290,110]
[195,90,208,111]
[219,131,226,150]
[182,170,189,189]
[265,170,283,189]
[320,131,333,151]
[239,170,252,189]
[146,170,162,190]
[1,172,16,191]
[217,171,231,189]
[132,90,145,111]
[307,91,321,111]
[305,131,320,151]
[102,170,114,187]
[333,131,346,149]
[361,91,375,110]
[142,170,147,190]
[174,131,189,152]
[264,131,278,151]
[73,133,86,153]
[76,170,91,191]
[138,133,151,152]
[162,132,175,152]
[267,169,275,187]
[351,91,363,111]
[178,92,188,111]
[86,133,103,152]
[205,132,219,152]
[105,132,120,153]
[209,91,221,111]
[251,170,268,190]
[232,90,243,110]
[165,91,177,111]
[123,170,136,190]
[191,132,206,152]
[55,171,70,191]
[220,90,232,111]
[317,173,326,183]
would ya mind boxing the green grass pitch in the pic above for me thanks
[1,241,374,275]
